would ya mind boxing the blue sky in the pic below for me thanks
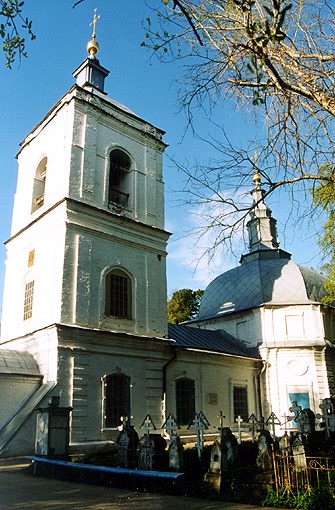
[0,0,323,319]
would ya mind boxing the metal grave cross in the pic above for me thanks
[140,414,156,435]
[162,413,179,446]
[317,398,335,438]
[289,401,302,420]
[188,412,210,459]
[266,412,281,438]
[247,413,259,442]
[217,410,226,430]
[236,415,243,444]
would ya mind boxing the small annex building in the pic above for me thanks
[0,26,334,457]
[186,171,335,426]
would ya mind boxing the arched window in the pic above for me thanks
[108,149,131,208]
[31,157,47,213]
[175,377,195,426]
[105,269,132,319]
[103,373,131,428]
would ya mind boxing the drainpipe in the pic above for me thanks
[162,349,177,420]
[257,359,268,419]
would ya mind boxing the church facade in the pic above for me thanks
[0,29,334,457]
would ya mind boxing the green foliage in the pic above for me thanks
[312,166,335,304]
[266,483,335,510]
[167,288,204,324]
[0,0,35,68]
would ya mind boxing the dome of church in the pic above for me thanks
[0,350,40,375]
[196,257,327,321]
[196,173,328,321]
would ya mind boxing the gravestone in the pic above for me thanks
[168,435,184,471]
[256,429,273,472]
[278,432,291,454]
[221,427,239,468]
[138,414,167,470]
[291,434,307,471]
[137,433,155,470]
[115,419,139,468]
[162,413,184,470]
[116,429,129,467]
[204,426,238,494]
[295,408,315,436]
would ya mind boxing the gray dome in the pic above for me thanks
[0,350,40,376]
[196,258,327,321]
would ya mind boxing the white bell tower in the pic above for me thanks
[1,17,170,361]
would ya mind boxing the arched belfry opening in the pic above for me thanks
[31,156,47,213]
[108,149,132,208]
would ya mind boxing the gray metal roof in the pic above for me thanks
[196,258,327,321]
[0,350,40,376]
[168,324,259,358]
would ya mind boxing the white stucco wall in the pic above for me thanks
[166,351,259,432]
[1,205,67,341]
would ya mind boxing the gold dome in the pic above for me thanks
[87,37,99,58]
[252,170,262,188]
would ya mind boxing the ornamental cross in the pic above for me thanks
[140,414,156,435]
[162,413,179,446]
[236,415,243,444]
[266,412,281,438]
[247,413,259,441]
[217,410,226,430]
[188,412,210,459]
[90,8,100,38]
[316,398,335,438]
[289,401,302,421]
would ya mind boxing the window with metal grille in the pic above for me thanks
[175,377,195,426]
[109,149,131,207]
[104,373,130,428]
[233,385,248,422]
[105,269,131,319]
[23,280,34,320]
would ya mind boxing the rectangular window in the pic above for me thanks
[176,378,195,426]
[233,385,248,422]
[23,280,34,320]
[103,373,130,428]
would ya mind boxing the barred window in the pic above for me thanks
[105,269,131,319]
[104,373,130,428]
[176,377,195,426]
[233,385,248,422]
[23,280,35,320]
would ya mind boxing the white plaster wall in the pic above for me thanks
[0,375,41,428]
[197,309,261,348]
[11,98,74,236]
[166,352,259,432]
[1,204,67,342]
[55,335,170,444]
[60,213,168,337]
[0,327,59,382]
[70,90,166,229]
[261,347,322,423]
[262,304,325,348]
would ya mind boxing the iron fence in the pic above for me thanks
[272,449,335,496]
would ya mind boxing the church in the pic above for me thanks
[0,21,334,457]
